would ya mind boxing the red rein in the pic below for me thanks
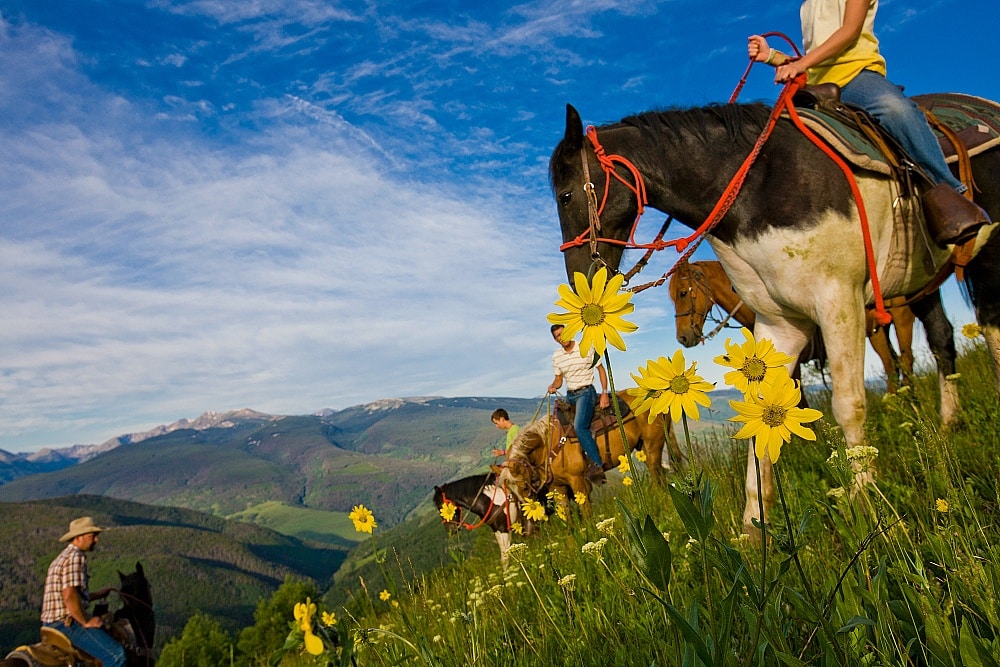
[560,71,893,326]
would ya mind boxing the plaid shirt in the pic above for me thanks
[41,543,90,624]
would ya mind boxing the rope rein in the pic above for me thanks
[561,32,893,325]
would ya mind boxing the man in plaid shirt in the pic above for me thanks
[41,516,125,667]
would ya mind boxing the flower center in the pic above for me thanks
[581,303,606,326]
[741,356,767,382]
[761,405,787,427]
[669,375,690,394]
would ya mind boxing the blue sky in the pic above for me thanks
[1,0,996,452]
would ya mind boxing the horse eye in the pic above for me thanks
[558,191,573,206]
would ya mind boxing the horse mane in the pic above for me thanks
[619,103,773,151]
[550,103,772,190]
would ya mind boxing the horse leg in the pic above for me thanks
[493,531,512,570]
[889,302,916,383]
[909,290,959,426]
[866,323,899,393]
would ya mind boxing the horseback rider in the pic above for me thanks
[41,517,126,667]
[748,0,991,247]
[547,323,609,482]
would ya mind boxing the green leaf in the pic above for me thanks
[646,590,713,666]
[960,618,1000,667]
[668,483,708,542]
[641,514,672,591]
[837,615,875,634]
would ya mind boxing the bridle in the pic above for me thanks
[673,262,748,343]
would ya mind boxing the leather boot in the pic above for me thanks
[922,183,991,247]
[585,462,606,484]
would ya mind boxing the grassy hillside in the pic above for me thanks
[0,495,349,652]
[224,341,1000,666]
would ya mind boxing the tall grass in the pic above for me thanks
[274,342,1000,666]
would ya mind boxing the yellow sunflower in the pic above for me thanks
[627,350,714,422]
[293,599,324,656]
[729,368,823,463]
[521,498,548,522]
[617,454,630,473]
[438,500,457,522]
[962,322,982,339]
[547,267,638,357]
[349,504,377,534]
[714,327,795,398]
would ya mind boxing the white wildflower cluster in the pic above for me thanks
[827,487,845,499]
[505,542,529,562]
[557,573,577,591]
[581,537,608,560]
[596,517,616,535]
[845,445,879,463]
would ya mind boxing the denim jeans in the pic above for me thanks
[567,385,603,466]
[840,69,964,192]
[44,621,126,667]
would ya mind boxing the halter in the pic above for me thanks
[438,482,512,532]
[672,262,747,343]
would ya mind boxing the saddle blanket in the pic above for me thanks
[792,92,1000,175]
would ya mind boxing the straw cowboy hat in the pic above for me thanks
[60,516,105,542]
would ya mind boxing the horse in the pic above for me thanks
[434,472,521,568]
[2,562,155,667]
[548,99,1000,534]
[497,391,675,509]
[668,258,957,394]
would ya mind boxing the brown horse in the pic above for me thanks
[497,391,676,508]
[668,259,917,392]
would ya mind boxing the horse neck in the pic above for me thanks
[699,261,755,328]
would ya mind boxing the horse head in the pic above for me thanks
[433,485,463,535]
[668,260,712,347]
[550,104,639,280]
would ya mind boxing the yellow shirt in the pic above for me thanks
[801,0,886,87]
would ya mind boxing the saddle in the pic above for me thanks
[5,626,101,667]
[553,398,632,436]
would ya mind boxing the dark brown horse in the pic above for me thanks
[668,259,932,393]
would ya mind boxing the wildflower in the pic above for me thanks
[505,543,529,562]
[439,500,457,522]
[962,322,982,339]
[321,611,337,627]
[433,635,442,643]
[554,503,568,521]
[391,600,399,608]
[574,492,588,506]
[510,522,524,535]
[935,498,949,513]
[581,538,608,559]
[844,445,879,463]
[945,373,961,381]
[521,499,548,522]
[558,574,577,591]
[349,505,377,534]
[546,489,566,504]
[827,487,845,499]
[715,327,795,397]
[634,449,647,463]
[622,475,634,486]
[547,266,638,357]
[628,350,714,423]
[617,455,631,473]
[596,517,616,534]
[379,590,391,602]
[293,599,324,656]
[729,368,823,463]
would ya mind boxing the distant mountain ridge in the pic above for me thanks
[0,396,545,524]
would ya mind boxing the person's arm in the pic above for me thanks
[548,374,564,394]
[63,586,102,628]
[775,0,869,82]
[596,366,610,408]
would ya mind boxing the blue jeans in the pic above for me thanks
[841,69,964,191]
[567,386,603,466]
[44,621,126,667]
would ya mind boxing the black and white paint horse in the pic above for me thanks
[549,100,1000,534]
[434,473,522,568]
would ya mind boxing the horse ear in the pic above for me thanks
[564,104,584,150]
[136,561,143,575]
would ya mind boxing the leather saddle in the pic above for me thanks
[553,398,632,437]
[5,626,101,667]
